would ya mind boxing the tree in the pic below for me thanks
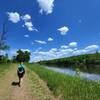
[16,49,31,62]
[24,51,31,62]
[16,50,24,62]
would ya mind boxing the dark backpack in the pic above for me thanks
[18,67,25,73]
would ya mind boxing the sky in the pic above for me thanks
[0,0,100,62]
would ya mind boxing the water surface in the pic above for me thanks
[46,66,100,82]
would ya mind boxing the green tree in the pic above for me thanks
[16,49,31,62]
[24,51,31,62]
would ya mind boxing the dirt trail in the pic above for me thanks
[0,64,56,100]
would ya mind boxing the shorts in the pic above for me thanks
[17,71,25,78]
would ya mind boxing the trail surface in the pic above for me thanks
[0,64,56,100]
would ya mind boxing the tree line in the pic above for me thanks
[38,52,100,74]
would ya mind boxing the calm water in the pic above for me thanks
[46,66,100,82]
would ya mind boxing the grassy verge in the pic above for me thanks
[27,63,100,100]
[0,63,11,77]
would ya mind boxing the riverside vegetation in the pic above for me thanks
[38,52,100,74]
[28,63,100,100]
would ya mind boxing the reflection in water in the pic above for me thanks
[46,66,100,82]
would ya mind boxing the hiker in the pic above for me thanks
[17,62,25,87]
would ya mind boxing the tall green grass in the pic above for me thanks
[0,63,11,77]
[28,64,100,100]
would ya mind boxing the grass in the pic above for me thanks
[0,63,11,77]
[27,63,100,100]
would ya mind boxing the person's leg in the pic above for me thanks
[19,77,21,87]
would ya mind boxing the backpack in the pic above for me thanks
[18,66,25,73]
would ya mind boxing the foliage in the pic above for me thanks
[14,49,31,62]
[0,63,11,77]
[38,53,100,74]
[0,54,11,63]
[28,64,100,100]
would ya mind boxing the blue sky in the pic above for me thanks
[0,0,100,62]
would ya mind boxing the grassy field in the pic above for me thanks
[28,63,100,100]
[0,63,11,77]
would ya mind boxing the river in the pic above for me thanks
[46,66,100,82]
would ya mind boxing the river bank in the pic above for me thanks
[28,63,100,100]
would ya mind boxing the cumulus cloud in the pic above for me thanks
[7,12,20,23]
[21,14,31,21]
[61,45,68,49]
[23,21,38,32]
[58,26,69,35]
[35,40,47,44]
[69,42,77,48]
[31,43,99,62]
[85,45,99,51]
[49,48,57,53]
[21,49,31,52]
[22,14,37,31]
[7,12,38,32]
[37,0,54,14]
[24,22,33,31]
[24,34,29,38]
[48,37,53,41]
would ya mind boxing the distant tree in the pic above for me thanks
[16,50,24,62]
[0,53,9,63]
[24,51,31,62]
[16,49,31,62]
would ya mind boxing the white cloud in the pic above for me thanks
[21,14,31,21]
[24,34,29,38]
[85,45,99,51]
[24,22,33,31]
[58,26,69,35]
[21,49,31,52]
[84,45,99,53]
[69,42,77,48]
[72,49,87,55]
[7,12,38,32]
[30,43,99,62]
[48,37,53,41]
[23,21,38,32]
[49,48,57,53]
[61,45,68,49]
[37,0,54,14]
[7,12,20,23]
[35,40,47,44]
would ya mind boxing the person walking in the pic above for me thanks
[17,62,25,87]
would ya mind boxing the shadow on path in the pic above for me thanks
[11,82,19,87]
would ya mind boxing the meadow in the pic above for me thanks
[28,63,100,100]
[0,63,11,77]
